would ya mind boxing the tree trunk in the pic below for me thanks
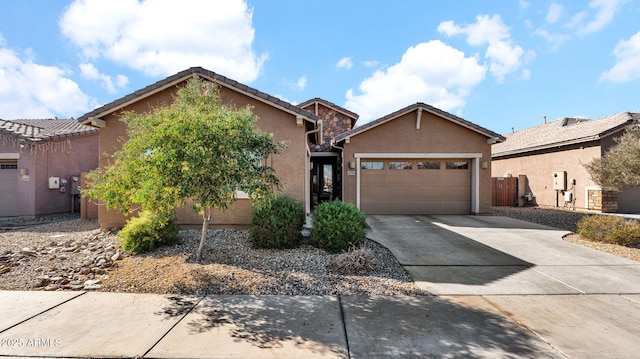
[196,209,211,262]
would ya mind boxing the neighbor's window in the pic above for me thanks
[446,161,469,169]
[0,163,17,169]
[361,161,384,170]
[389,161,412,170]
[418,161,440,170]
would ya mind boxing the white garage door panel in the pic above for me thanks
[0,166,18,216]
[360,159,471,215]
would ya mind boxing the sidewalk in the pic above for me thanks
[2,290,640,358]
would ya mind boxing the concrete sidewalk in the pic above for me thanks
[2,291,640,358]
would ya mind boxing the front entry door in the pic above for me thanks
[311,158,338,208]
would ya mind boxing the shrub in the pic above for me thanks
[118,210,179,254]
[250,196,305,249]
[312,200,366,254]
[577,215,640,247]
[333,245,375,274]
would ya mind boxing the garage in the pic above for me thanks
[0,161,18,216]
[360,158,471,215]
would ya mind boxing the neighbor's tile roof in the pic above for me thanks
[78,67,319,124]
[0,118,98,144]
[492,111,640,157]
[334,102,505,142]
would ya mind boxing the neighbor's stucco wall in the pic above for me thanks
[492,143,601,210]
[0,134,98,217]
[341,109,494,214]
[95,82,307,228]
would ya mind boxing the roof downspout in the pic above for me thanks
[305,122,322,215]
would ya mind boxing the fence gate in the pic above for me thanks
[492,177,518,206]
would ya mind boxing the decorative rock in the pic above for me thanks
[111,252,122,261]
[0,266,10,275]
[21,248,37,256]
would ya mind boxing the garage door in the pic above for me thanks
[0,162,18,216]
[360,159,471,215]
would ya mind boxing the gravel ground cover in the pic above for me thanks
[1,207,638,294]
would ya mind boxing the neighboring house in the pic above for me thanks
[0,119,99,217]
[78,67,505,228]
[78,67,321,228]
[334,103,504,215]
[491,112,640,213]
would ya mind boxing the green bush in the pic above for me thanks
[312,200,366,254]
[577,215,640,247]
[250,196,305,249]
[118,210,179,254]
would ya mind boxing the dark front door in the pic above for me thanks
[311,156,339,208]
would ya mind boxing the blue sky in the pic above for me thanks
[0,0,639,134]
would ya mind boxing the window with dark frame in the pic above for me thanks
[389,161,412,170]
[0,163,18,170]
[361,161,384,170]
[418,161,441,169]
[446,161,469,169]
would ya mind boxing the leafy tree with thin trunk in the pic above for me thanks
[86,79,284,261]
[584,125,640,191]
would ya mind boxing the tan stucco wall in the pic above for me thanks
[342,109,494,214]
[492,144,602,210]
[95,82,306,228]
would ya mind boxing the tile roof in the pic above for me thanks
[298,97,360,121]
[78,67,319,124]
[334,102,505,143]
[492,111,640,157]
[0,118,98,144]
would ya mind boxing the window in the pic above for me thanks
[361,161,384,170]
[0,163,17,169]
[389,161,412,170]
[418,161,440,169]
[446,161,469,169]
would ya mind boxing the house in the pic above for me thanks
[79,67,321,228]
[78,67,504,228]
[0,119,99,217]
[491,112,640,213]
[334,103,504,215]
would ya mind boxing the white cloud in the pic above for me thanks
[519,0,530,10]
[438,14,531,82]
[534,29,571,50]
[59,0,267,83]
[336,57,353,70]
[0,45,92,119]
[546,3,564,24]
[364,60,380,68]
[79,63,128,93]
[569,0,627,36]
[345,40,486,124]
[599,30,640,83]
[294,76,307,91]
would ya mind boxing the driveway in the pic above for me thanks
[366,214,640,295]
[364,215,640,358]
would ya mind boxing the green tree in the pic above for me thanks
[86,79,284,261]
[584,126,640,190]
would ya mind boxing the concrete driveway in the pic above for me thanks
[366,214,640,295]
[364,215,640,358]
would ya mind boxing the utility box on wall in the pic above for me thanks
[553,171,566,190]
[48,177,60,189]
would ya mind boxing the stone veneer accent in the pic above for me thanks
[303,102,356,152]
[588,189,618,213]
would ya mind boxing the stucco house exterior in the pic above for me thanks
[335,103,504,215]
[79,67,321,228]
[78,67,505,228]
[491,112,640,213]
[0,119,98,217]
